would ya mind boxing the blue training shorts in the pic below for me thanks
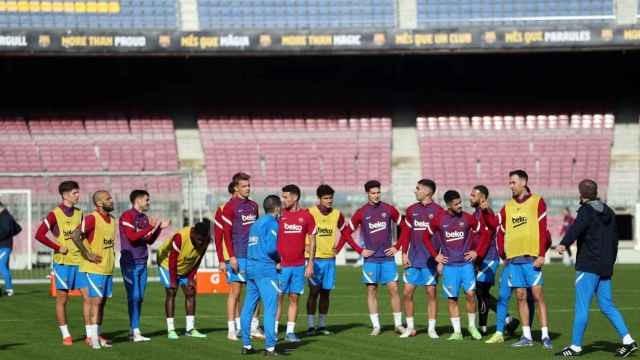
[403,266,437,286]
[226,257,248,284]
[476,259,500,284]
[309,258,336,290]
[279,265,305,295]
[442,263,476,298]
[52,263,83,290]
[158,266,189,288]
[362,260,398,285]
[83,272,113,298]
[508,262,544,288]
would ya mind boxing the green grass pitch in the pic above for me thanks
[1,264,638,359]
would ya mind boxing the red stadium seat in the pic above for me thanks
[417,113,614,195]
[198,116,392,190]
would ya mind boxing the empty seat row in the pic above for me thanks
[417,114,614,197]
[199,116,392,190]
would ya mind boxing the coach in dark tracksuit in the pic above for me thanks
[555,179,637,357]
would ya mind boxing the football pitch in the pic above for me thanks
[1,264,639,359]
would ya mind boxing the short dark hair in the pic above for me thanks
[579,179,598,201]
[443,190,461,204]
[263,195,282,213]
[364,180,381,192]
[232,172,251,187]
[227,182,235,195]
[473,185,489,198]
[282,184,301,199]
[194,218,212,238]
[316,184,335,198]
[417,179,436,193]
[509,169,529,183]
[58,180,79,196]
[129,189,150,204]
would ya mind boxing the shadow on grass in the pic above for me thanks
[580,341,620,355]
[106,326,227,344]
[278,339,316,354]
[108,329,167,344]
[416,325,453,337]
[0,343,26,350]
[531,330,562,341]
[322,322,365,335]
[194,327,227,335]
[6,290,43,296]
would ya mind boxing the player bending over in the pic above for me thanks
[157,219,212,339]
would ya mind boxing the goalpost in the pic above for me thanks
[0,170,195,284]
[0,189,32,270]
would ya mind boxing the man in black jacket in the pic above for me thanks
[0,201,22,297]
[555,179,637,357]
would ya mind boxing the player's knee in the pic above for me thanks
[596,298,613,313]
[516,289,527,301]
[184,286,196,297]
[574,309,588,322]
[532,289,544,302]
[308,287,320,298]
[388,287,400,297]
[465,292,475,301]
[56,291,69,302]
[130,293,144,303]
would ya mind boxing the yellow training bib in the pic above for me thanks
[80,212,116,275]
[504,194,542,258]
[306,206,341,259]
[158,227,206,276]
[51,207,83,265]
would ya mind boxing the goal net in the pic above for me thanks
[0,171,194,284]
[0,189,39,285]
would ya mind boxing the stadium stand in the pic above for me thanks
[417,0,614,27]
[198,116,392,190]
[0,0,177,29]
[0,116,180,198]
[197,0,396,30]
[0,118,47,194]
[417,114,614,198]
[418,113,615,241]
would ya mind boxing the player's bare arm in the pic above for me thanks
[70,228,101,263]
[305,234,316,278]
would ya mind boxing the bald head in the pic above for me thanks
[93,190,114,213]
